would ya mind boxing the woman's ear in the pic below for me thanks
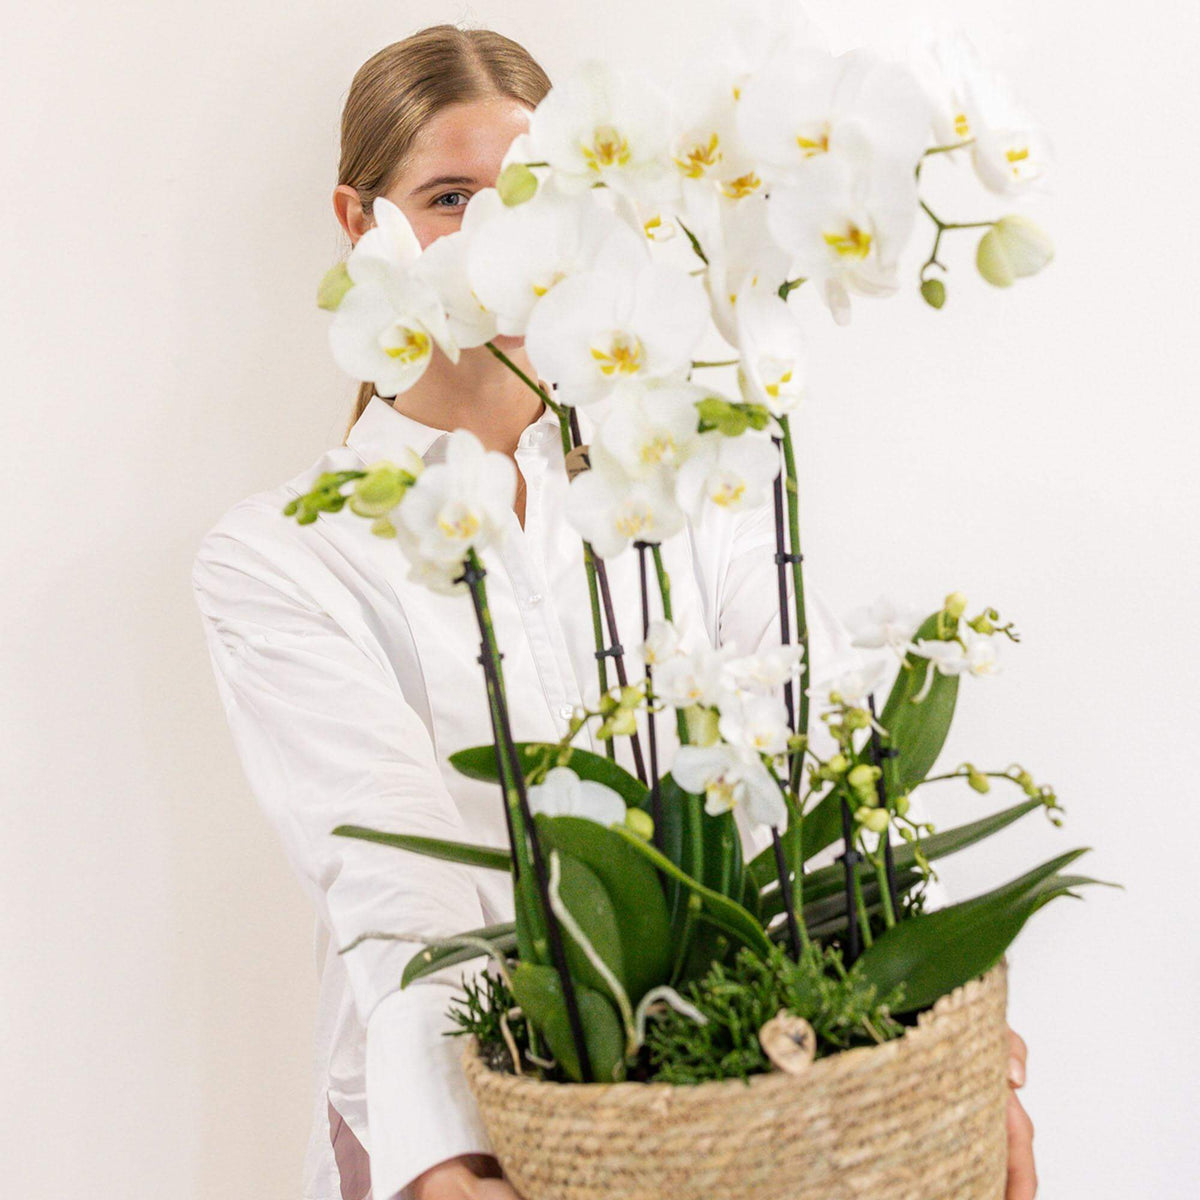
[333,184,369,245]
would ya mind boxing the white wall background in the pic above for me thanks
[3,1,1196,1196]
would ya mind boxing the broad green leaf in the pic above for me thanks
[401,923,517,987]
[511,962,626,1082]
[333,825,511,872]
[537,848,627,1004]
[854,848,1103,1012]
[610,825,771,959]
[534,815,671,1003]
[869,611,961,793]
[449,742,650,809]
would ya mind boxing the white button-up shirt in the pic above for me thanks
[191,394,928,1200]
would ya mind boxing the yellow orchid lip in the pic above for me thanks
[822,223,872,260]
[581,123,632,172]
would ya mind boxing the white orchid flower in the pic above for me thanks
[653,641,742,710]
[732,285,808,417]
[693,190,793,346]
[725,643,806,693]
[528,58,675,209]
[717,690,792,757]
[527,765,627,827]
[329,197,459,396]
[524,254,710,407]
[667,71,765,204]
[594,379,706,480]
[909,627,1001,700]
[765,133,920,325]
[670,742,788,829]
[564,443,686,558]
[410,188,504,350]
[395,429,516,572]
[845,596,928,663]
[736,46,932,184]
[465,179,647,337]
[806,658,891,711]
[910,27,1053,194]
[641,618,685,666]
[675,429,780,520]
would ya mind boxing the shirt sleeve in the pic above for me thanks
[713,499,952,906]
[191,523,495,1200]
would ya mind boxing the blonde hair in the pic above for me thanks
[335,24,552,444]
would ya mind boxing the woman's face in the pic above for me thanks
[378,95,534,250]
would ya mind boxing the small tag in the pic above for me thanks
[564,443,591,481]
[759,1009,816,1075]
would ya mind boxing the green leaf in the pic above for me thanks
[610,825,771,959]
[871,612,961,792]
[762,798,1046,912]
[534,815,671,1003]
[854,848,1103,1013]
[540,848,627,1004]
[511,962,627,1082]
[332,825,511,872]
[449,742,650,809]
[400,923,517,987]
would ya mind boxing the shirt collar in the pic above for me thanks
[346,393,573,466]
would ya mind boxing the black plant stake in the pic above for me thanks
[838,791,863,966]
[458,554,593,1081]
[567,406,648,786]
[867,692,901,919]
[771,441,796,747]
[633,539,663,849]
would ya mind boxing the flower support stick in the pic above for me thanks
[459,549,594,1081]
[867,693,901,926]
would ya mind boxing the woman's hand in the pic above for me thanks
[409,1153,524,1200]
[1006,1027,1037,1199]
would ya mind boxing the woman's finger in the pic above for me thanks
[1007,1026,1028,1088]
[1005,1087,1037,1199]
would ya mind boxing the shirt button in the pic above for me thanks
[558,702,575,720]
[526,591,543,606]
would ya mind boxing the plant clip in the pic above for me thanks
[594,643,624,660]
[774,551,804,564]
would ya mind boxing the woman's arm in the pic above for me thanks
[192,521,497,1200]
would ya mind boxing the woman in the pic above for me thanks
[192,24,1037,1200]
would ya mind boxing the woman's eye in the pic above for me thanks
[433,191,469,210]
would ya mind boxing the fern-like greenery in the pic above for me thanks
[643,940,907,1085]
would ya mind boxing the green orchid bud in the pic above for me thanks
[976,215,1055,288]
[964,764,991,794]
[847,763,879,792]
[684,703,721,747]
[856,806,890,833]
[943,591,968,620]
[497,162,539,206]
[598,707,637,739]
[920,277,946,309]
[349,463,410,518]
[894,793,911,818]
[826,753,849,776]
[624,808,655,841]
[369,516,397,539]
[617,684,643,709]
[968,609,997,635]
[317,261,354,311]
[844,707,871,731]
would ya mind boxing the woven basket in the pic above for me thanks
[461,958,1009,1200]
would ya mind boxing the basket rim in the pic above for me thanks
[461,956,1007,1097]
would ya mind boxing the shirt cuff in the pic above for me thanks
[365,982,495,1200]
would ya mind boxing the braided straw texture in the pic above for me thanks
[461,958,1009,1200]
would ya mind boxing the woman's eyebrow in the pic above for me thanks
[409,174,479,196]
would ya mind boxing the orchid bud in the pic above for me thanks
[844,707,871,731]
[944,591,968,620]
[965,764,991,794]
[894,793,911,818]
[350,463,410,518]
[623,808,655,841]
[856,807,890,833]
[317,261,353,311]
[976,215,1055,288]
[826,753,849,776]
[684,704,721,746]
[497,162,539,206]
[920,277,946,309]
